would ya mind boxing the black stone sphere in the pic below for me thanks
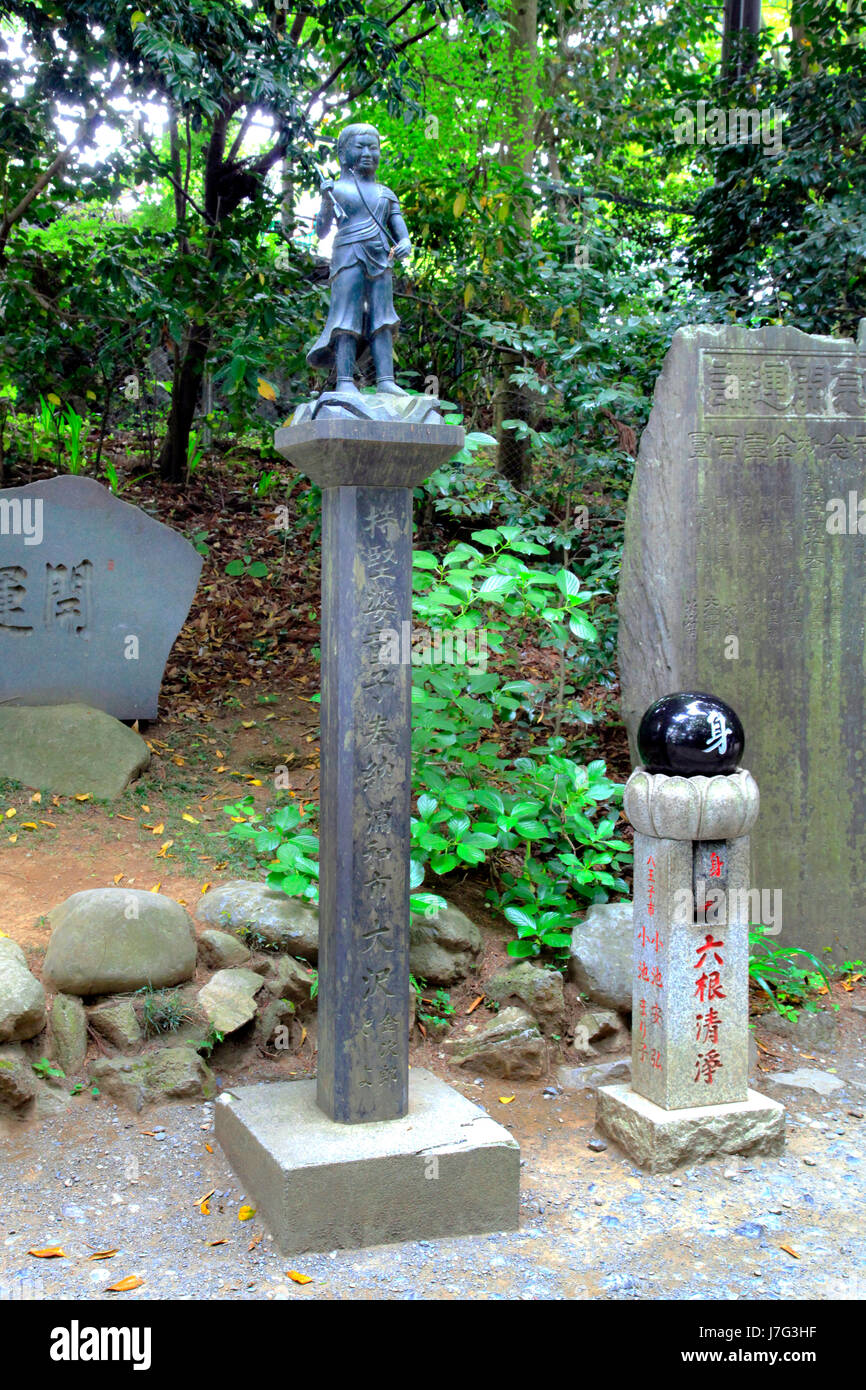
[637,692,744,777]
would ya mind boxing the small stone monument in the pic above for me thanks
[596,692,786,1172]
[0,475,201,720]
[216,122,520,1254]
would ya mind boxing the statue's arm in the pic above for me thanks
[316,182,336,238]
[389,205,412,261]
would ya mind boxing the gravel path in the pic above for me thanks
[2,1031,864,1302]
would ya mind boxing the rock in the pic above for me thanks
[0,1044,37,1109]
[90,1046,216,1112]
[409,903,483,986]
[597,1082,786,1172]
[0,704,149,800]
[572,1008,630,1056]
[50,994,87,1074]
[43,888,196,996]
[198,929,251,970]
[264,955,317,1006]
[556,1057,632,1091]
[447,1006,547,1080]
[760,1009,840,1048]
[258,998,297,1047]
[86,999,142,1051]
[198,882,319,960]
[197,968,265,1034]
[587,1137,608,1153]
[0,938,47,1042]
[765,1067,844,1098]
[485,962,565,1032]
[569,901,632,1011]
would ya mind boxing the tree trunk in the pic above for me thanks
[157,324,211,484]
[493,0,537,491]
[722,0,762,80]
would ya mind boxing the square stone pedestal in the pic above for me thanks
[597,1083,785,1173]
[215,1067,520,1255]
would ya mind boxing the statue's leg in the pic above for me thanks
[334,333,361,394]
[371,329,407,395]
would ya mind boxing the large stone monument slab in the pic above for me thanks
[619,322,866,960]
[0,475,201,720]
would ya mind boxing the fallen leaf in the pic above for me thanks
[207,1239,228,1247]
[779,1244,800,1260]
[248,1234,262,1251]
[113,874,124,885]
[5,808,15,818]
[241,721,256,728]
[115,815,135,822]
[238,1205,256,1221]
[197,1187,215,1211]
[201,883,212,894]
[499,1096,516,1105]
[20,822,37,830]
[467,995,484,1014]
[107,1275,144,1292]
[152,823,165,836]
[28,1247,65,1258]
[87,1249,119,1261]
[141,805,150,813]
[30,792,41,804]
[74,794,90,802]
[39,821,56,828]
[156,840,174,858]
[182,814,199,824]
[205,1143,214,1154]
[149,883,161,893]
[286,1270,313,1284]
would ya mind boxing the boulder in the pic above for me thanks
[264,955,317,1006]
[485,962,565,1032]
[572,1008,630,1057]
[198,929,251,970]
[198,882,319,960]
[0,938,47,1042]
[50,993,88,1074]
[447,1006,547,1080]
[90,1046,215,1112]
[569,901,633,1011]
[0,704,149,800]
[409,903,483,986]
[43,888,196,996]
[86,999,142,1051]
[0,1044,37,1109]
[258,998,297,1047]
[197,968,265,1035]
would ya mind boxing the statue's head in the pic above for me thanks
[337,123,381,175]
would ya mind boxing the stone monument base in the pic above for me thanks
[596,1083,785,1173]
[215,1067,520,1255]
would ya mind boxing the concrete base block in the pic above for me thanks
[215,1067,520,1255]
[596,1083,785,1173]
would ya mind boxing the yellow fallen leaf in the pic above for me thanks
[238,1205,256,1221]
[39,821,56,828]
[207,1238,228,1247]
[467,996,484,1014]
[286,1270,313,1285]
[214,766,229,773]
[87,1249,119,1261]
[30,792,41,804]
[114,874,124,885]
[116,814,135,822]
[499,1096,515,1105]
[149,883,161,893]
[28,1247,65,1258]
[8,835,16,843]
[780,1244,800,1260]
[156,840,174,858]
[152,822,164,835]
[141,805,150,813]
[201,883,212,894]
[183,814,199,824]
[205,1143,214,1154]
[5,808,15,818]
[74,794,90,802]
[197,1187,215,1213]
[241,721,256,729]
[20,822,37,830]
[247,779,263,787]
[107,1275,144,1292]
[46,392,61,405]
[257,377,277,401]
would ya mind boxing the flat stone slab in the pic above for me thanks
[597,1083,785,1173]
[0,703,149,799]
[215,1066,520,1255]
[0,475,201,720]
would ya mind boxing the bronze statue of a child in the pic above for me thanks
[306,123,411,396]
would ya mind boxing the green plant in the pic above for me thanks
[416,985,455,1031]
[193,1027,225,1058]
[32,1057,65,1080]
[748,929,831,1021]
[61,403,86,474]
[136,987,196,1036]
[187,428,205,475]
[225,556,269,580]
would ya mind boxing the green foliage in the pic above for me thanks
[136,986,195,1036]
[748,929,832,1021]
[32,1057,65,1080]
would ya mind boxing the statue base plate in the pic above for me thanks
[597,1083,785,1173]
[215,1067,520,1255]
[292,391,448,425]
